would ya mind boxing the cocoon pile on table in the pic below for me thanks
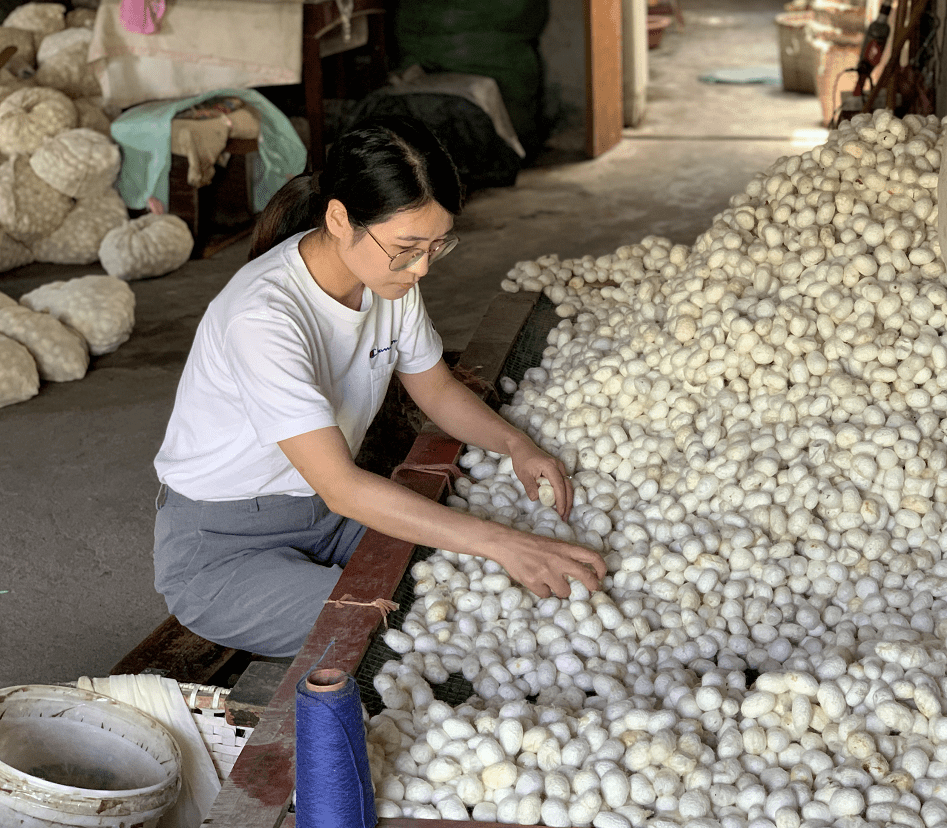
[20,274,135,355]
[0,302,87,381]
[363,111,947,827]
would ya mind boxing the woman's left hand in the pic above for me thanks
[510,442,573,521]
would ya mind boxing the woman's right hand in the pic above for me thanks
[487,531,607,599]
[280,427,607,599]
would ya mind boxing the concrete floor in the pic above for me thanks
[0,0,825,687]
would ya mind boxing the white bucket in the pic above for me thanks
[0,685,182,828]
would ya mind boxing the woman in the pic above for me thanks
[153,117,605,657]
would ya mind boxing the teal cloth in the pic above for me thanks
[698,66,782,85]
[110,88,308,214]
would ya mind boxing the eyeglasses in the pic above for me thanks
[360,224,459,272]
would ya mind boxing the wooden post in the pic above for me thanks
[585,0,625,157]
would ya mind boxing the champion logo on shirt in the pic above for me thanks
[369,339,398,359]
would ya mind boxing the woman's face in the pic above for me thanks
[341,201,455,301]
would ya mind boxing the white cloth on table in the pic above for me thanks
[89,0,303,110]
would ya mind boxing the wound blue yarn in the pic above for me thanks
[295,671,377,828]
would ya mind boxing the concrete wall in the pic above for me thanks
[540,0,588,145]
[540,1,646,149]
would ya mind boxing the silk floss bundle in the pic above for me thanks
[295,667,376,828]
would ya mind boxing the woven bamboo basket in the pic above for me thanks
[177,682,254,781]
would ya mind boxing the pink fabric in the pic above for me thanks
[120,0,167,34]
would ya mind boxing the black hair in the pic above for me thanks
[248,116,464,260]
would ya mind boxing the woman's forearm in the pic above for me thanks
[400,363,534,458]
[327,466,602,597]
[328,462,508,557]
[279,426,603,597]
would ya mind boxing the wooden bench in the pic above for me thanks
[110,615,250,687]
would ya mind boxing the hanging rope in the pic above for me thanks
[324,594,399,627]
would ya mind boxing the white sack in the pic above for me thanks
[0,154,73,242]
[20,273,135,355]
[99,212,194,280]
[0,303,88,381]
[30,127,121,198]
[0,331,40,407]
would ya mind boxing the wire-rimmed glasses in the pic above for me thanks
[360,224,459,272]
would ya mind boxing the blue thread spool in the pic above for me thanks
[295,667,376,828]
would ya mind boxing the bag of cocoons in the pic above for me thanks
[98,200,194,280]
[73,98,112,136]
[2,3,66,46]
[0,154,73,242]
[0,77,37,110]
[0,226,35,272]
[65,8,96,29]
[30,187,127,265]
[0,27,38,79]
[35,27,101,98]
[30,127,121,199]
[0,86,77,155]
[0,303,88,381]
[0,331,40,407]
[20,274,135,355]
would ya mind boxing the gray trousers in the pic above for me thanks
[154,485,367,657]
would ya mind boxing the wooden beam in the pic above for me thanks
[585,0,625,157]
[111,615,243,686]
[457,290,542,387]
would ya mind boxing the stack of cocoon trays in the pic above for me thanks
[363,110,947,828]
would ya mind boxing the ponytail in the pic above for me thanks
[247,173,324,261]
[248,116,463,261]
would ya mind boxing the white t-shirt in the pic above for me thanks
[155,232,443,501]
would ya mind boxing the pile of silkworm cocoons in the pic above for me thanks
[366,109,947,828]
